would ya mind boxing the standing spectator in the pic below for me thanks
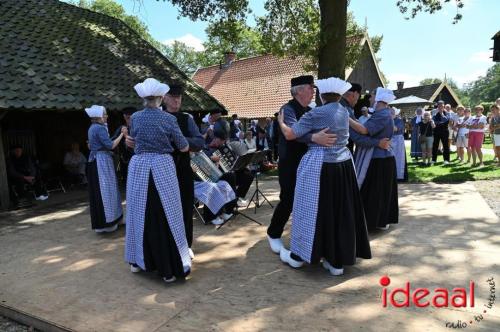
[358,106,371,124]
[431,100,450,165]
[7,145,49,206]
[391,108,408,181]
[265,117,273,149]
[250,119,258,137]
[454,107,471,163]
[419,112,436,166]
[229,114,242,141]
[488,104,500,165]
[466,105,487,167]
[410,108,423,161]
[446,104,457,148]
[63,142,87,185]
[455,107,469,161]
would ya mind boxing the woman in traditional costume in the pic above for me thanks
[85,105,124,233]
[277,77,371,276]
[410,108,423,160]
[349,88,399,231]
[125,78,191,283]
[391,108,408,182]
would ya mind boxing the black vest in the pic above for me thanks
[170,112,191,167]
[278,99,310,165]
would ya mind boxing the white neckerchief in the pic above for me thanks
[415,115,422,124]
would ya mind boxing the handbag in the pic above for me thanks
[419,123,430,144]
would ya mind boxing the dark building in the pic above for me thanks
[0,0,225,209]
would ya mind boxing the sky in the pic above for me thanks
[95,0,498,89]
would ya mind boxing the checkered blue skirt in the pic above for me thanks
[91,152,122,226]
[124,153,191,273]
[290,147,325,263]
[194,180,236,214]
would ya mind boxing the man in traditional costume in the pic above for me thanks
[85,105,124,233]
[410,108,423,160]
[125,78,191,283]
[112,106,137,183]
[349,88,399,231]
[267,75,337,254]
[163,84,204,258]
[276,77,371,276]
[391,108,408,182]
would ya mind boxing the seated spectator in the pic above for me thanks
[7,145,48,206]
[244,131,256,150]
[63,142,87,185]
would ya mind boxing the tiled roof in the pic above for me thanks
[0,0,225,112]
[193,54,316,119]
[393,83,443,101]
[192,34,384,119]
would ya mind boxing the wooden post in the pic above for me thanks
[0,111,10,210]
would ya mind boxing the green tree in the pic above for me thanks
[463,64,500,106]
[164,41,203,75]
[71,0,167,53]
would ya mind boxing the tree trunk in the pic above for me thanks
[318,0,347,79]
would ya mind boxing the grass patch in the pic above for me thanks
[407,150,500,183]
[481,135,494,150]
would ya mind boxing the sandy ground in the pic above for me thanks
[0,179,499,332]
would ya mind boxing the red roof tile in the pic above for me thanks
[193,54,315,119]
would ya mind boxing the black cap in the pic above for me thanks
[209,108,223,115]
[291,75,314,87]
[121,106,137,115]
[167,84,184,96]
[213,119,230,140]
[348,83,362,94]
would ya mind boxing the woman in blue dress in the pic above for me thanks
[85,105,125,233]
[125,78,191,283]
[349,88,399,231]
[391,108,408,182]
[277,77,371,276]
[410,108,423,160]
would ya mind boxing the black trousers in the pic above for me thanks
[175,154,194,247]
[233,169,254,198]
[432,130,450,162]
[202,173,237,221]
[267,157,300,239]
[9,174,46,202]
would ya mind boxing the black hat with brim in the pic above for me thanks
[213,119,230,140]
[167,84,184,96]
[348,83,362,94]
[291,75,314,87]
[121,106,138,115]
[209,108,223,115]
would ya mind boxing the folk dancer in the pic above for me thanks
[112,106,137,183]
[267,75,337,254]
[410,108,423,160]
[340,83,362,153]
[349,88,399,231]
[163,84,205,258]
[276,77,371,276]
[391,108,408,182]
[125,78,191,283]
[85,105,124,233]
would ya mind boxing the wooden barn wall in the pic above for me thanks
[347,43,383,93]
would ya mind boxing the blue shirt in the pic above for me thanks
[432,111,450,132]
[291,102,351,163]
[88,123,113,161]
[350,108,394,159]
[130,108,188,155]
[394,118,404,136]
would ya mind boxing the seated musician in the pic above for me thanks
[203,120,255,209]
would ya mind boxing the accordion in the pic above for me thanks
[190,151,223,183]
[213,145,237,173]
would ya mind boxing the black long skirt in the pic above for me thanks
[360,157,399,230]
[309,160,372,267]
[143,173,188,280]
[87,160,121,230]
